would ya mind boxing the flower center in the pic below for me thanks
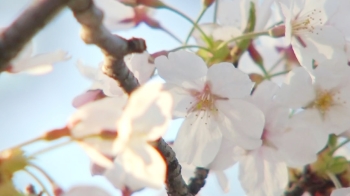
[314,90,334,114]
[292,9,324,35]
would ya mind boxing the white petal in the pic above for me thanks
[212,26,242,42]
[72,90,105,108]
[239,146,288,196]
[208,139,238,171]
[106,144,166,191]
[216,99,264,150]
[76,60,98,81]
[325,105,350,135]
[116,83,172,143]
[250,80,280,114]
[78,142,114,169]
[276,67,316,108]
[155,50,207,89]
[331,187,350,196]
[192,23,220,46]
[207,62,254,98]
[173,113,222,167]
[126,52,155,84]
[64,186,111,196]
[215,171,230,193]
[163,83,195,118]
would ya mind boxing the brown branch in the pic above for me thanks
[158,138,192,196]
[0,0,69,72]
[68,1,191,195]
[68,0,145,94]
[187,167,209,195]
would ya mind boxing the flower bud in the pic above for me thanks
[268,25,285,38]
[202,0,215,7]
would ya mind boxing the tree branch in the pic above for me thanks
[68,0,146,94]
[68,1,192,195]
[0,0,69,72]
[188,167,209,195]
[158,138,192,196]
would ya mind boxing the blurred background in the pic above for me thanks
[0,0,246,195]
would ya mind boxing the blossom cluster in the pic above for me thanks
[3,0,350,195]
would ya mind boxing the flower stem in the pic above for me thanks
[160,26,183,44]
[162,5,210,45]
[29,163,58,192]
[29,139,73,158]
[23,168,51,196]
[268,56,284,73]
[8,136,43,150]
[266,70,290,79]
[329,138,350,155]
[218,31,269,49]
[213,1,218,23]
[326,171,342,189]
[169,45,213,53]
[184,6,208,45]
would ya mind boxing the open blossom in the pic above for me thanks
[73,52,155,107]
[210,81,328,195]
[276,64,350,135]
[155,50,264,167]
[103,83,172,191]
[6,40,69,74]
[94,0,158,31]
[277,0,346,71]
[331,187,350,196]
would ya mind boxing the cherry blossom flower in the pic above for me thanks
[6,40,69,74]
[103,83,172,191]
[60,186,111,196]
[73,52,155,107]
[155,50,265,167]
[277,0,346,71]
[94,0,158,31]
[276,64,350,135]
[210,81,328,195]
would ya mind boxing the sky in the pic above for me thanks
[0,0,246,195]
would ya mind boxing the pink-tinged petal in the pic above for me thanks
[208,139,239,171]
[72,90,106,108]
[216,99,264,150]
[126,52,155,84]
[106,144,166,191]
[76,60,98,81]
[116,83,172,143]
[94,0,135,31]
[173,113,222,167]
[90,162,107,176]
[63,186,111,196]
[239,146,288,196]
[215,171,230,193]
[276,111,328,167]
[155,50,207,89]
[250,81,280,114]
[78,142,114,169]
[69,97,126,137]
[207,62,254,99]
[331,187,350,196]
[164,83,195,118]
[276,67,315,109]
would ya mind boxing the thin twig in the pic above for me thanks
[0,0,69,72]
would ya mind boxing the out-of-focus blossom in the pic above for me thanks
[74,52,155,107]
[94,0,159,31]
[60,186,112,196]
[155,50,264,167]
[277,0,346,71]
[276,64,350,135]
[68,96,127,156]
[6,41,69,74]
[331,187,350,196]
[104,83,172,191]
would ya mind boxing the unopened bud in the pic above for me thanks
[144,17,161,29]
[249,73,264,85]
[268,25,285,38]
[248,42,263,67]
[202,0,215,7]
[43,127,71,141]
